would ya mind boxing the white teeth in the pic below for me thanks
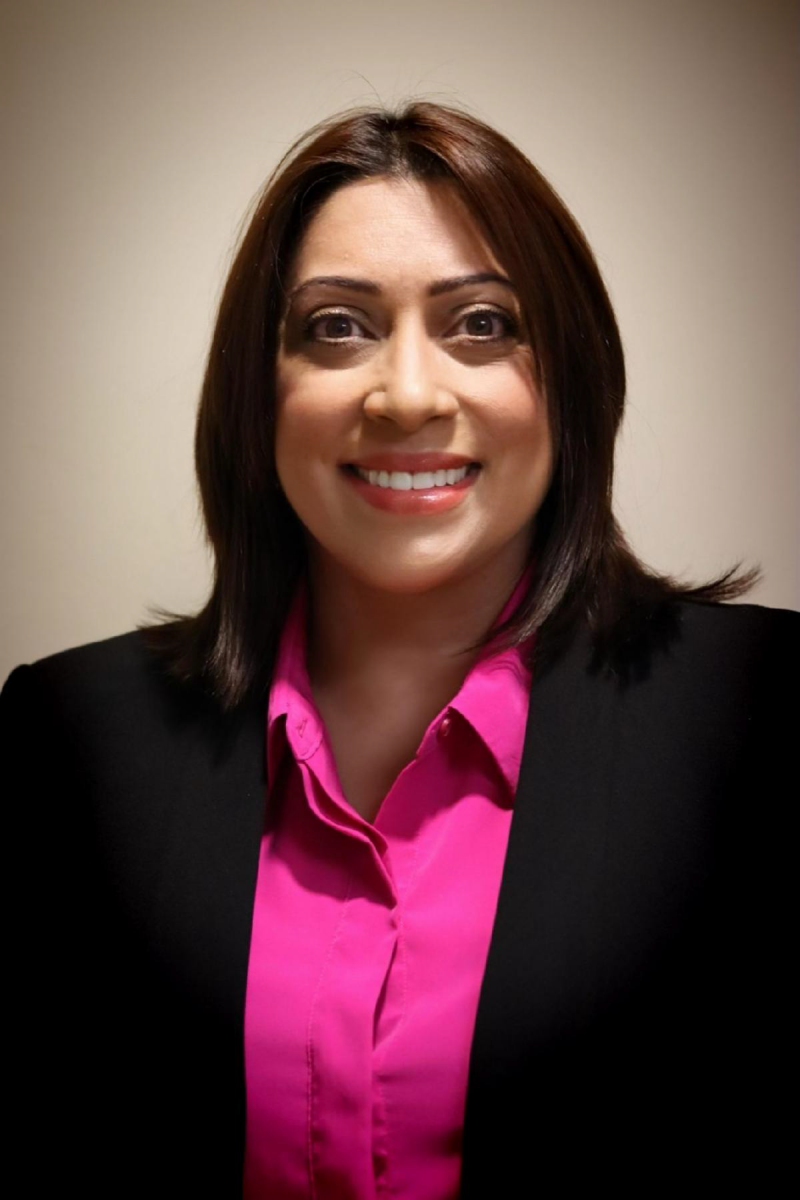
[355,465,472,489]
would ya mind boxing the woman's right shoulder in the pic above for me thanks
[1,628,214,735]
[6,627,149,681]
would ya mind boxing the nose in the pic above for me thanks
[362,313,459,430]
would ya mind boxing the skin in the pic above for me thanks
[275,175,554,741]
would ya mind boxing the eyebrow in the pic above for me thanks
[284,271,517,306]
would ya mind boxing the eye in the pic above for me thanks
[300,305,519,346]
[301,310,369,344]
[456,307,519,341]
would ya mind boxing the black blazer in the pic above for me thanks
[3,598,797,1197]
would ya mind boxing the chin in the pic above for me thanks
[312,543,474,595]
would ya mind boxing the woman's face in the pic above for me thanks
[275,175,553,595]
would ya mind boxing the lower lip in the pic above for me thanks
[341,465,481,513]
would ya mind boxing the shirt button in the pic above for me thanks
[438,714,453,740]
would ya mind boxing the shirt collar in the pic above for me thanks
[267,562,535,799]
[446,561,535,801]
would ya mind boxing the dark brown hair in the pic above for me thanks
[139,99,757,711]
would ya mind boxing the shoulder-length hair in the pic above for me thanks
[139,99,757,711]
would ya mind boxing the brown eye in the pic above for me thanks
[302,311,368,343]
[300,305,519,347]
[458,308,518,340]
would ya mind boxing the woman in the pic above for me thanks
[3,101,796,1197]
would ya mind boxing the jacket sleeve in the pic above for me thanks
[2,661,120,1184]
[2,645,261,1196]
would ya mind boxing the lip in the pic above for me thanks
[344,452,480,473]
[341,461,480,514]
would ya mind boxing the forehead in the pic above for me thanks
[287,176,503,285]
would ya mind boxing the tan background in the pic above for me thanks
[1,0,797,680]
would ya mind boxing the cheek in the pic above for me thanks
[489,389,555,522]
[274,396,316,479]
[275,377,350,461]
[487,383,551,465]
[274,386,350,512]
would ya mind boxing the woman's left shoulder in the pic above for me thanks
[674,596,799,641]
[639,597,800,709]
[595,595,799,704]
[671,597,799,664]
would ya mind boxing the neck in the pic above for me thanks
[304,544,532,699]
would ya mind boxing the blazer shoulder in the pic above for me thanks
[596,597,799,743]
[669,597,799,665]
[1,628,216,736]
[675,597,799,631]
[5,628,162,696]
[20,627,154,677]
[576,594,798,703]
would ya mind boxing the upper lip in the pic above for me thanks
[345,453,480,472]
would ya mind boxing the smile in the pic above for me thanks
[352,464,478,490]
[340,463,482,514]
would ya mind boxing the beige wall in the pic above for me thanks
[1,0,797,678]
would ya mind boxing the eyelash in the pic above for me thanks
[301,306,519,346]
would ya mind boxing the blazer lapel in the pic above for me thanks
[460,625,618,1190]
[139,694,269,1190]
[151,698,268,1020]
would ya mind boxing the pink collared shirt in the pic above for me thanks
[243,569,535,1198]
